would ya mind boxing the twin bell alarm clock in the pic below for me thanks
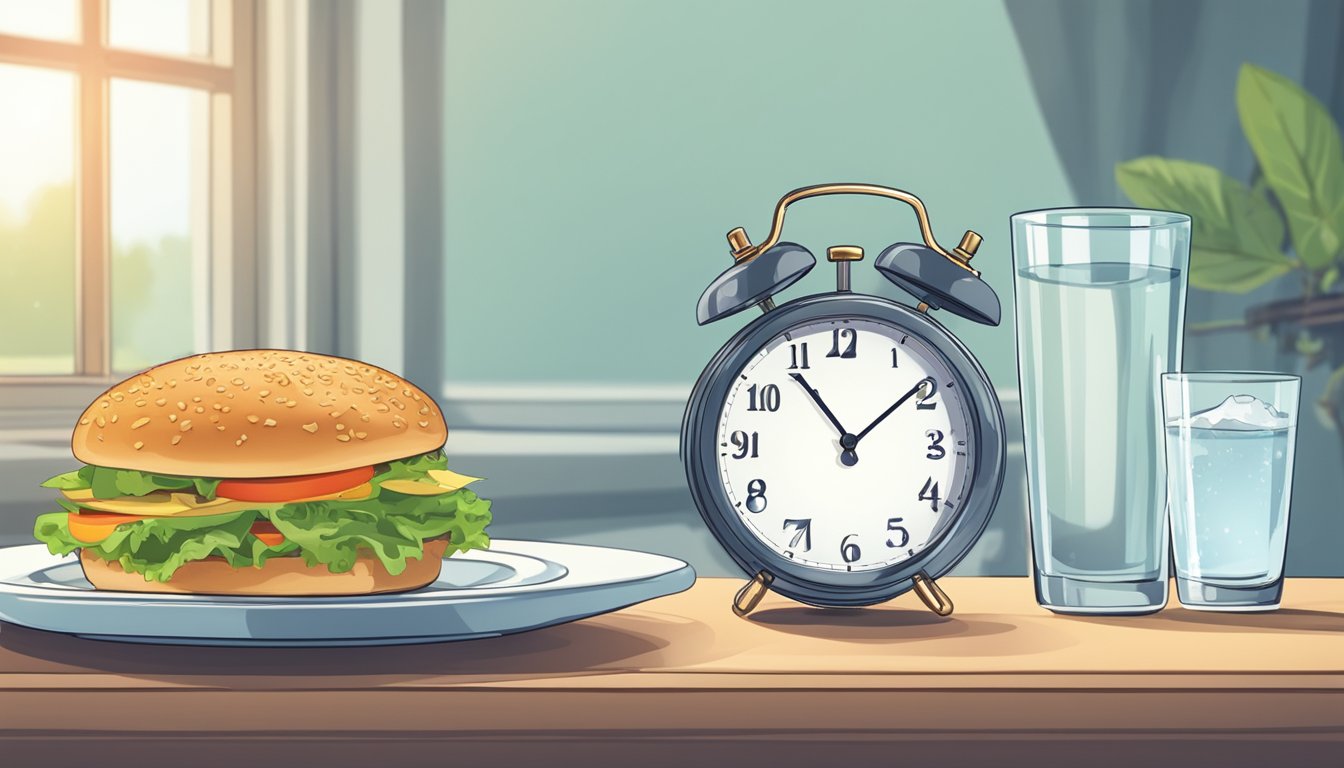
[681,183,1006,618]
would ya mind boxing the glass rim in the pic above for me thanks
[1162,371,1301,385]
[1011,206,1191,230]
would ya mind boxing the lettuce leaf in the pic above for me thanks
[32,451,490,583]
[42,465,221,499]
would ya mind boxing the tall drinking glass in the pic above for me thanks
[1011,208,1190,614]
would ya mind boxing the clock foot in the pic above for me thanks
[913,571,954,616]
[732,570,775,617]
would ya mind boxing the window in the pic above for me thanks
[0,0,253,381]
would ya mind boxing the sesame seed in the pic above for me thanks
[192,396,202,402]
[376,405,389,412]
[284,401,297,408]
[360,414,371,422]
[354,431,367,439]
[169,414,177,423]
[131,417,150,429]
[110,414,119,423]
[111,393,125,402]
[169,379,177,387]
[210,415,220,423]
[206,378,216,386]
[217,425,226,431]
[180,420,192,431]
[171,435,182,445]
[212,403,223,410]
[96,416,106,427]
[79,418,90,425]
[129,385,140,394]
[330,410,342,418]
[336,434,351,442]
[133,441,144,450]
[263,418,277,427]
[221,406,232,413]
[336,424,345,430]
[216,386,226,393]
[155,398,166,406]
[418,420,429,428]
[231,378,244,386]
[302,422,319,433]
[195,406,205,413]
[100,401,109,409]
[96,434,103,441]
[319,400,332,407]
[259,389,271,397]
[304,388,314,396]
[240,434,248,442]
[247,415,259,424]
[177,401,186,410]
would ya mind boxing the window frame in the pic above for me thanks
[0,0,256,396]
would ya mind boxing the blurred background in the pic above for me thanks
[1,0,1341,576]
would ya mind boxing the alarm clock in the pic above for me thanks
[681,183,1006,618]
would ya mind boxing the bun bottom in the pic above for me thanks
[78,540,447,596]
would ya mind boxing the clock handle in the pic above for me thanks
[732,570,775,617]
[913,572,954,617]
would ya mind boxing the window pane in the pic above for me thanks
[0,63,76,375]
[0,0,78,41]
[109,78,209,374]
[107,0,210,58]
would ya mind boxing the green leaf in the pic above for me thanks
[1323,266,1340,292]
[1237,63,1344,269]
[39,470,87,490]
[1116,156,1291,292]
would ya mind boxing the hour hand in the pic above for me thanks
[788,373,849,438]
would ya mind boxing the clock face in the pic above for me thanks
[715,317,975,573]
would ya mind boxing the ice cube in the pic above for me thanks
[1170,393,1290,431]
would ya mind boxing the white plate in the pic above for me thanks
[0,540,694,646]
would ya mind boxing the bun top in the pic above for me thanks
[71,350,448,478]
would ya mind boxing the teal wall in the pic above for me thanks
[442,0,1074,387]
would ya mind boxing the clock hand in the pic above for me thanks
[787,373,850,438]
[853,377,933,444]
[788,374,861,466]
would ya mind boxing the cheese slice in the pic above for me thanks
[62,488,275,517]
[426,469,482,491]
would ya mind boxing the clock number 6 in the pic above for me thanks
[841,534,861,563]
[925,429,946,460]
[745,478,767,513]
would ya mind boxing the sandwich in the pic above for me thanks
[32,350,492,596]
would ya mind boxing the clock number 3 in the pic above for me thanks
[745,478,767,513]
[925,429,946,460]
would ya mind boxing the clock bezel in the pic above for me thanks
[682,293,1006,607]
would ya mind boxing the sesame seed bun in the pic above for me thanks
[78,540,449,596]
[70,350,448,478]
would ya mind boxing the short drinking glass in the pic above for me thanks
[1161,372,1300,611]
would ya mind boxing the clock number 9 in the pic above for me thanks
[745,478,767,513]
[730,430,759,459]
[841,533,861,563]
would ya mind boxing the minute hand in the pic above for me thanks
[854,377,933,443]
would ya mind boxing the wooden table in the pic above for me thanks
[1,577,1340,766]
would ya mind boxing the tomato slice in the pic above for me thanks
[68,512,147,544]
[249,520,286,547]
[216,466,375,503]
